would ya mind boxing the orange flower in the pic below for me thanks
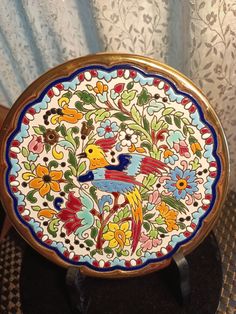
[163,149,174,158]
[29,165,63,197]
[93,81,108,94]
[156,201,178,232]
[51,105,83,125]
[191,142,202,154]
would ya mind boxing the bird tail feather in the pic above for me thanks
[126,188,143,254]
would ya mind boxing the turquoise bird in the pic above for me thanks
[77,137,168,253]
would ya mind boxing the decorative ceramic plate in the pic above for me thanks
[0,53,229,277]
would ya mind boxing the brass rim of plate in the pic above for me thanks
[0,53,230,278]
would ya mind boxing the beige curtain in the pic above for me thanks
[0,0,235,187]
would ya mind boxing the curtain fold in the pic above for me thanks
[0,0,235,186]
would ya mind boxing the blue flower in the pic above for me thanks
[164,166,198,200]
[97,119,119,138]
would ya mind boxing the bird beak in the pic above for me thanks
[77,152,87,158]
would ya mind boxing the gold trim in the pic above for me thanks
[0,53,230,278]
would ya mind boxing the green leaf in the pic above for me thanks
[118,211,124,221]
[75,101,86,111]
[174,111,184,117]
[151,117,163,131]
[196,150,202,158]
[182,118,190,125]
[112,112,130,121]
[64,170,73,181]
[96,220,101,228]
[62,91,72,99]
[155,216,165,225]
[161,195,188,214]
[143,116,150,132]
[174,116,181,128]
[137,87,151,106]
[90,249,97,257]
[33,126,43,135]
[140,173,157,194]
[45,143,51,153]
[190,157,201,171]
[48,160,58,169]
[23,162,31,170]
[75,90,96,104]
[85,239,94,247]
[188,135,196,144]
[188,127,194,134]
[121,249,129,256]
[131,105,142,125]
[143,222,150,232]
[64,183,75,193]
[47,218,60,238]
[32,206,41,211]
[68,151,78,169]
[46,193,54,202]
[178,222,186,230]
[26,190,37,203]
[91,227,98,239]
[113,215,119,223]
[127,81,134,90]
[60,124,67,137]
[87,119,93,126]
[22,147,29,158]
[149,230,158,238]
[162,108,174,115]
[104,247,113,254]
[69,165,77,176]
[144,213,155,220]
[136,247,142,257]
[162,122,169,129]
[157,227,167,234]
[89,186,98,203]
[85,109,96,121]
[128,124,152,142]
[77,161,86,176]
[94,108,110,122]
[141,141,152,151]
[55,125,61,132]
[121,90,137,106]
[39,125,46,134]
[183,125,188,136]
[74,136,80,147]
[165,116,172,125]
[65,128,76,148]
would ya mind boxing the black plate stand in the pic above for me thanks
[21,232,222,314]
[66,252,190,314]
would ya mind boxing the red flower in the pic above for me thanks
[57,193,82,235]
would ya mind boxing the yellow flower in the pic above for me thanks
[156,202,178,232]
[93,81,108,94]
[103,222,132,249]
[191,142,202,154]
[29,165,63,197]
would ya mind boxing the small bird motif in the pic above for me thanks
[77,137,168,253]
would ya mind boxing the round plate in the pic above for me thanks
[0,53,229,278]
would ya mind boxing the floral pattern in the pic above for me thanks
[5,65,222,273]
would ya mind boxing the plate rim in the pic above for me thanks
[0,53,230,278]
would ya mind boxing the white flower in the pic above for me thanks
[119,128,138,147]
